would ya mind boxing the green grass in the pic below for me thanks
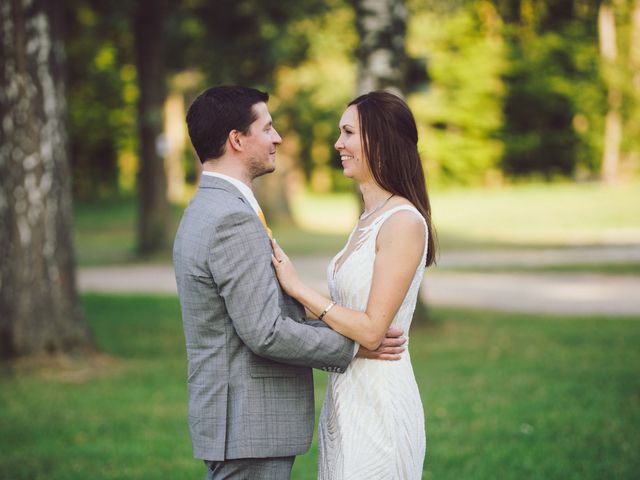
[74,198,139,265]
[73,181,640,265]
[73,198,184,265]
[1,295,639,479]
[431,181,640,248]
[0,295,198,480]
[413,309,640,480]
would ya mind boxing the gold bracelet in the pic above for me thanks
[318,301,336,321]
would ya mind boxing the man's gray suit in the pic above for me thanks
[173,175,354,462]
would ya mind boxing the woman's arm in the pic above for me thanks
[272,210,425,351]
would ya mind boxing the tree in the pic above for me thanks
[495,0,585,178]
[134,0,170,253]
[352,0,426,95]
[629,0,640,170]
[0,0,93,359]
[408,0,506,185]
[64,0,138,200]
[599,1,622,183]
[613,0,640,177]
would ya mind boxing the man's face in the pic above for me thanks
[242,102,282,180]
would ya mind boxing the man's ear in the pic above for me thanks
[228,130,243,152]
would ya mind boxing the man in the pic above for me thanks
[173,86,404,479]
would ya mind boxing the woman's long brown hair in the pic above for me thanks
[349,91,437,266]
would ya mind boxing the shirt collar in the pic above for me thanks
[201,171,260,214]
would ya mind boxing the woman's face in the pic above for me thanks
[335,105,371,182]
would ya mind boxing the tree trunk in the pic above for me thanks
[632,1,640,81]
[134,0,169,254]
[598,2,622,183]
[352,0,410,95]
[630,1,640,169]
[164,91,186,203]
[0,0,93,359]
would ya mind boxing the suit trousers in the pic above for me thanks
[204,456,295,480]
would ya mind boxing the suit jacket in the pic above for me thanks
[173,175,354,461]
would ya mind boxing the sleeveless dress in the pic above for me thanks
[318,205,427,480]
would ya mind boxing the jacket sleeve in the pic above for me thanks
[208,209,354,372]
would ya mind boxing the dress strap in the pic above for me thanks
[371,205,426,229]
[370,204,429,258]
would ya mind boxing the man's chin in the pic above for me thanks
[253,165,276,179]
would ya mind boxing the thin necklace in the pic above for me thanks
[360,193,395,221]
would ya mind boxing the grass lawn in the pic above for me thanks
[73,199,186,265]
[430,181,640,248]
[1,295,639,479]
[73,181,640,265]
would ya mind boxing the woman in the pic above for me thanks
[271,91,436,479]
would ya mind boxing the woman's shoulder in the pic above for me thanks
[373,201,426,265]
[376,199,426,243]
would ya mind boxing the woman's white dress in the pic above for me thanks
[318,205,427,480]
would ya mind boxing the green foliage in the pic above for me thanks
[169,0,331,89]
[1,297,638,479]
[63,0,640,202]
[272,0,357,191]
[499,9,604,178]
[501,31,581,177]
[408,1,506,185]
[492,0,630,179]
[406,0,637,182]
[65,0,138,199]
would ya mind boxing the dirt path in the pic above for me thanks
[78,246,640,316]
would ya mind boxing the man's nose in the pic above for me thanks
[273,128,282,144]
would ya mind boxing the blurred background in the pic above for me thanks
[1,0,639,479]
